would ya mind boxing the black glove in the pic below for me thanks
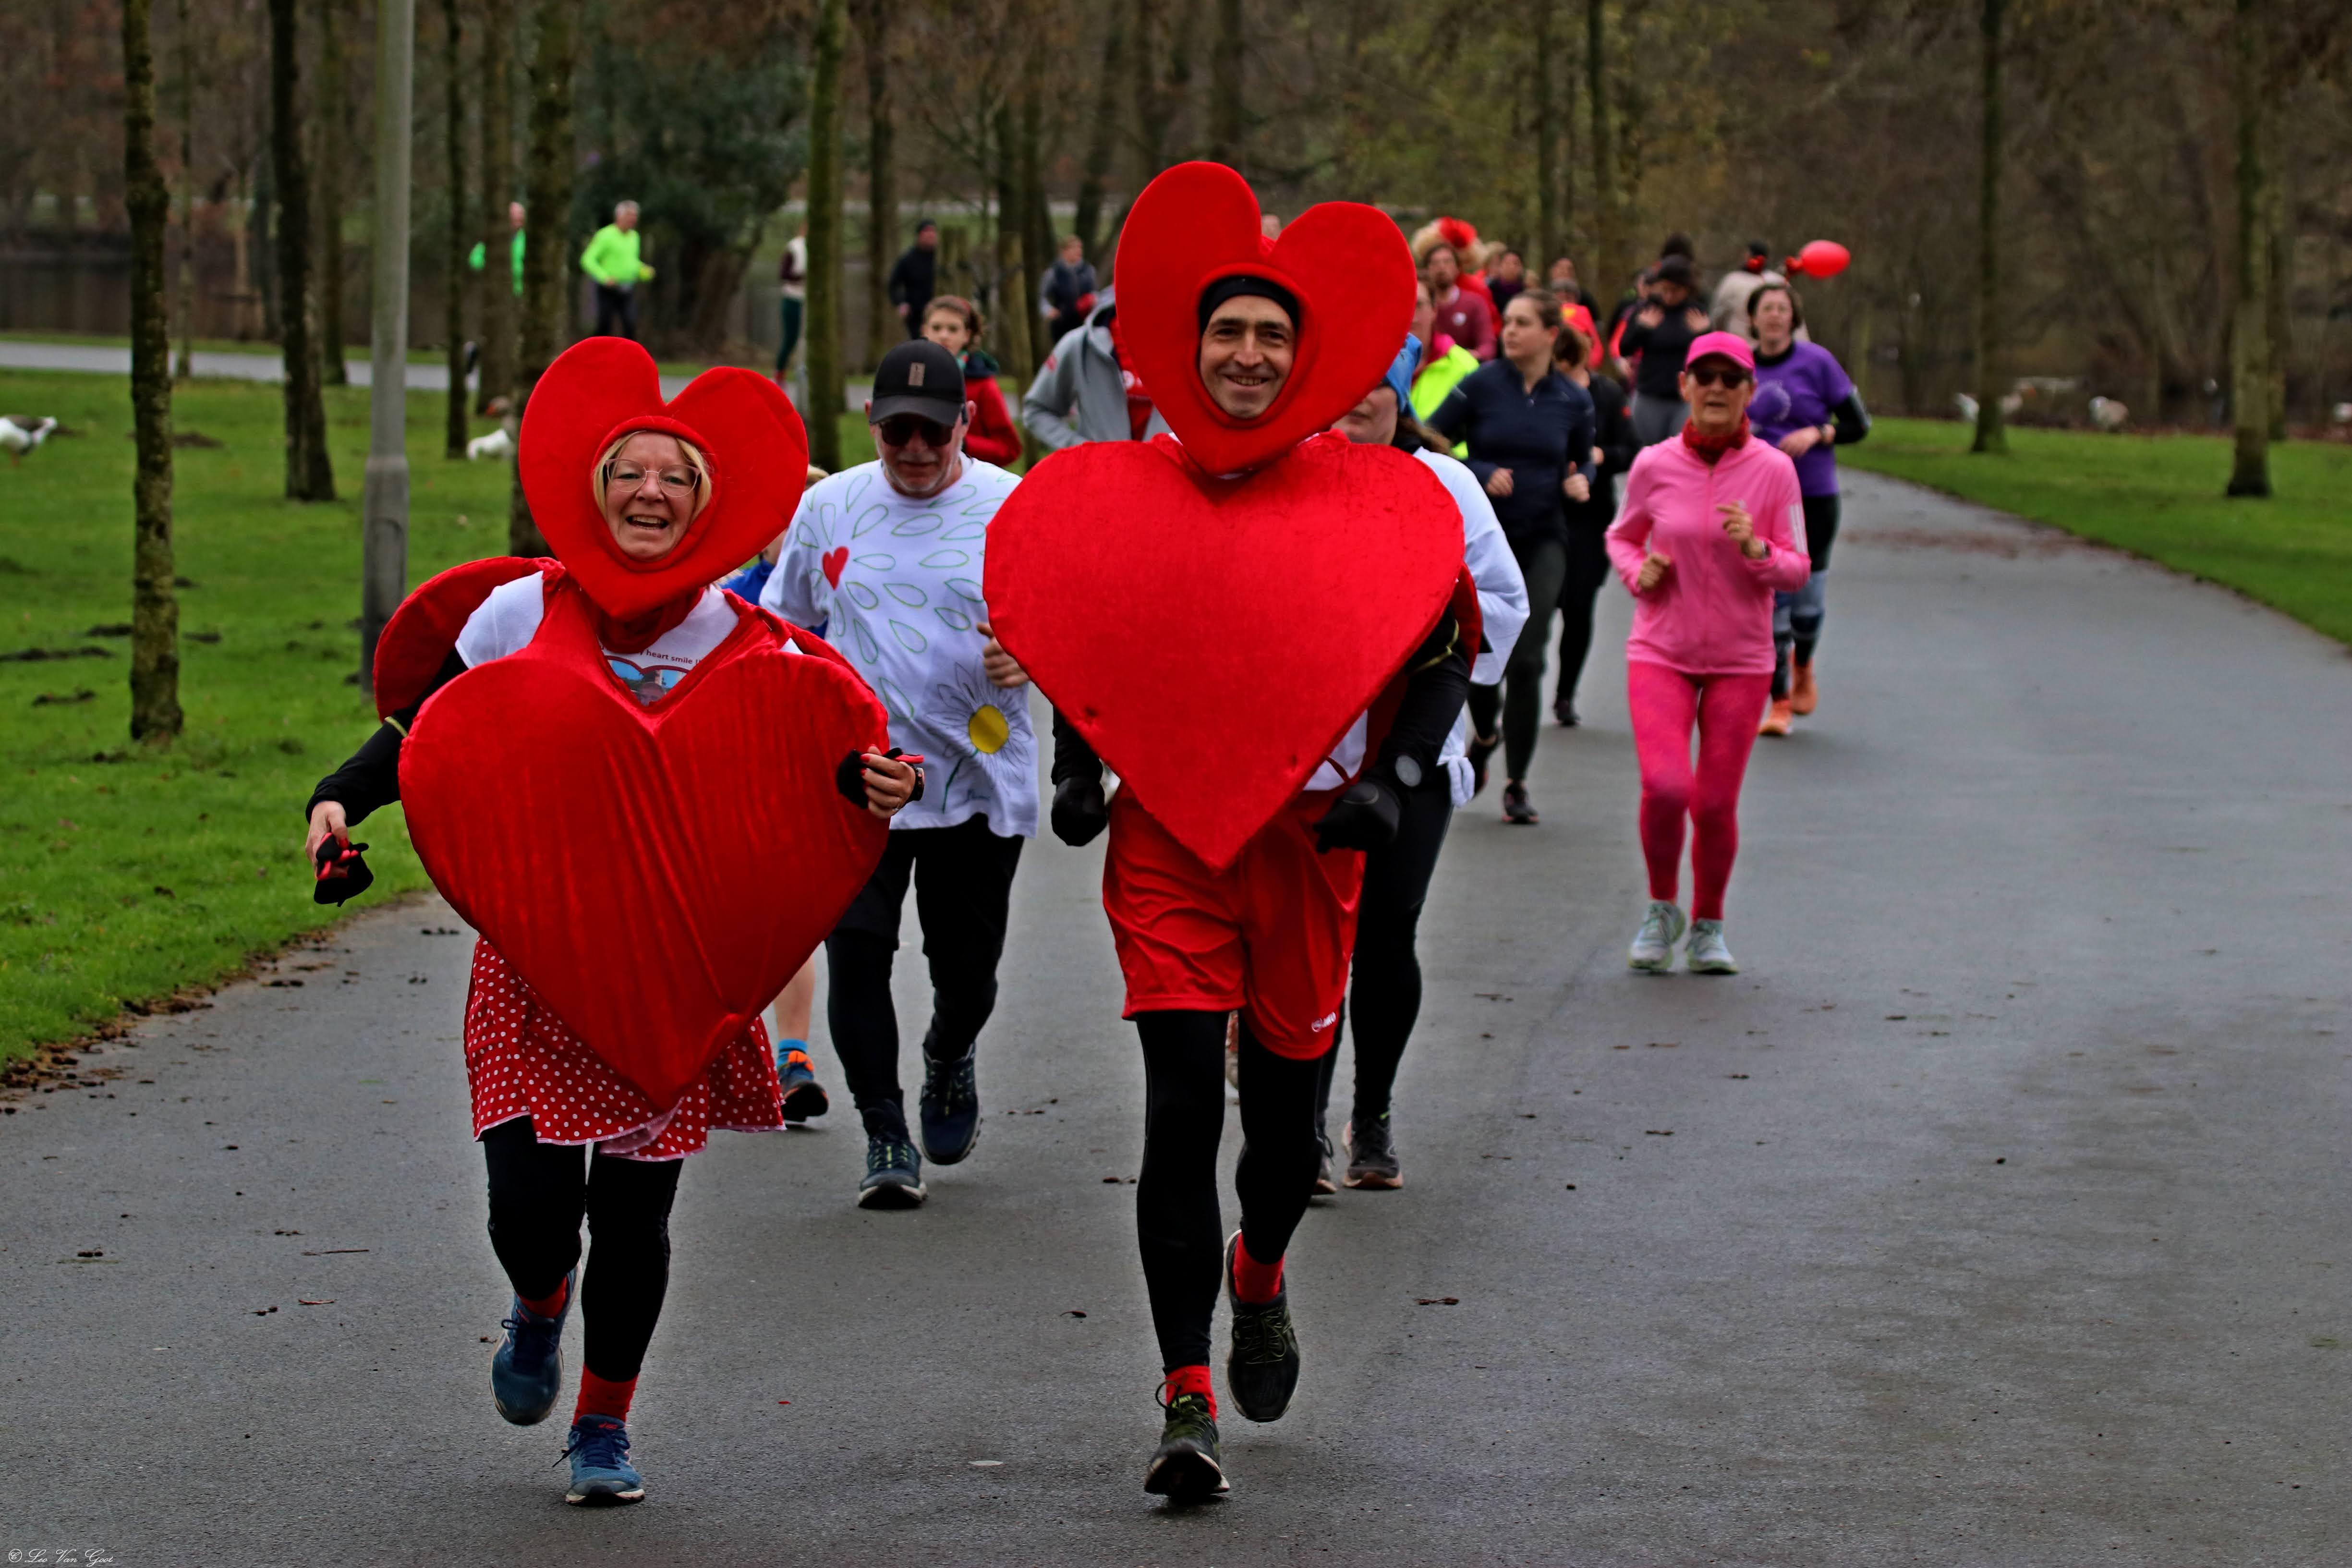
[1312,774,1403,853]
[1051,774,1109,847]
[312,838,374,905]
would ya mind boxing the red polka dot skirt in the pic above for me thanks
[464,940,786,1161]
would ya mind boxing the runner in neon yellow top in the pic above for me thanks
[583,201,655,340]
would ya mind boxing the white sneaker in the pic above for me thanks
[1685,920,1739,974]
[1628,901,1685,972]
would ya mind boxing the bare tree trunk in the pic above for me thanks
[509,0,576,553]
[1207,0,1241,168]
[1970,0,2007,455]
[270,0,337,498]
[1533,0,1560,271]
[855,0,896,372]
[126,0,183,743]
[2264,85,2287,440]
[2226,0,2269,496]
[316,0,349,387]
[1586,0,1616,303]
[173,0,194,382]
[476,0,515,415]
[1019,65,1048,384]
[1118,0,1161,238]
[442,0,468,458]
[1072,5,1125,259]
[805,0,847,472]
[992,98,1031,382]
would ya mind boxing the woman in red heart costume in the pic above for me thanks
[301,339,917,1507]
[984,163,1476,1502]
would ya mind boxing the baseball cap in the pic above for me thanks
[869,340,966,425]
[1682,330,1755,374]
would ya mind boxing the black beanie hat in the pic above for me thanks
[1197,274,1300,332]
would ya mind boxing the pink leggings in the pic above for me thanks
[1625,661,1773,922]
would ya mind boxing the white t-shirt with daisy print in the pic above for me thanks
[761,458,1037,839]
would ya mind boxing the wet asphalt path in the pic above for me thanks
[3,470,2348,1565]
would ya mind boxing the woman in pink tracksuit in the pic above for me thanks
[1604,331,1809,974]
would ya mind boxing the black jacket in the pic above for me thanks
[1425,359,1597,549]
[1616,301,1713,399]
[886,245,938,328]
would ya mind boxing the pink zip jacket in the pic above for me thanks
[1605,436,1811,676]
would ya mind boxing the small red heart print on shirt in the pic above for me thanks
[822,547,849,587]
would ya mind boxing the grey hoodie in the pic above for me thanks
[1018,288,1171,450]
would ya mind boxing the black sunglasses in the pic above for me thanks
[1686,365,1752,389]
[876,413,956,448]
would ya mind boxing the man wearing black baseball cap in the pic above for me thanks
[759,334,1038,1209]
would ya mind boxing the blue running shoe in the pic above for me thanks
[858,1132,927,1209]
[917,1047,981,1165]
[490,1269,572,1426]
[775,1041,830,1124]
[561,1414,645,1506]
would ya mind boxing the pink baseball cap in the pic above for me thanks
[1683,330,1755,374]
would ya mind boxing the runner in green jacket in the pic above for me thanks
[583,202,655,340]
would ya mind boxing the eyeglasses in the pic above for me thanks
[603,462,700,494]
[1685,365,1752,389]
[876,414,955,448]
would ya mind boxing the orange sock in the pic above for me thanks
[1230,1235,1284,1303]
[575,1370,636,1424]
[520,1278,569,1318]
[1163,1363,1216,1418]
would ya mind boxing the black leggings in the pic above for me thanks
[481,1118,682,1383]
[1135,1012,1323,1372]
[1552,515,1616,717]
[1314,773,1453,1131]
[825,817,1024,1136]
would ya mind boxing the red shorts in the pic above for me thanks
[1102,788,1364,1059]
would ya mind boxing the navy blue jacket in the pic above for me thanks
[1426,359,1597,548]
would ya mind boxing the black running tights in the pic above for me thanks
[1314,771,1454,1132]
[482,1118,683,1383]
[1135,1012,1323,1372]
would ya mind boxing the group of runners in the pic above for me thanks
[303,165,1863,1508]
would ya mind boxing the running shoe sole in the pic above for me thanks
[1344,1166,1402,1190]
[857,1176,927,1210]
[1686,955,1740,975]
[781,1080,829,1123]
[565,1480,646,1506]
[1144,1445,1230,1500]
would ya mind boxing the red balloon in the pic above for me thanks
[1785,240,1852,279]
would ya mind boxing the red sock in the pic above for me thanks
[520,1278,569,1318]
[1162,1363,1216,1418]
[1230,1234,1284,1304]
[574,1370,636,1424]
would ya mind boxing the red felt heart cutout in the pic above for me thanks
[519,338,811,620]
[821,546,849,587]
[986,434,1460,870]
[1114,162,1417,475]
[400,586,889,1109]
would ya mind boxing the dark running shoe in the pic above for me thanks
[489,1268,572,1426]
[1224,1233,1301,1423]
[1501,781,1539,825]
[776,1044,829,1124]
[1344,1115,1403,1190]
[561,1414,646,1506]
[1465,730,1499,797]
[857,1133,927,1209]
[1144,1388,1228,1500]
[918,1046,982,1165]
[1553,698,1580,728]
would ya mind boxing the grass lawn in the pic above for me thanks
[0,367,873,1066]
[1843,418,2352,647]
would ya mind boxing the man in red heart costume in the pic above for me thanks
[984,162,1476,1502]
[301,338,918,1508]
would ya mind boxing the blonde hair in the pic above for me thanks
[594,430,713,519]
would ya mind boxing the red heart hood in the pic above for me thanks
[518,337,811,621]
[1111,162,1416,475]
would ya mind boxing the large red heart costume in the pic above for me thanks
[985,163,1459,871]
[387,339,889,1109]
